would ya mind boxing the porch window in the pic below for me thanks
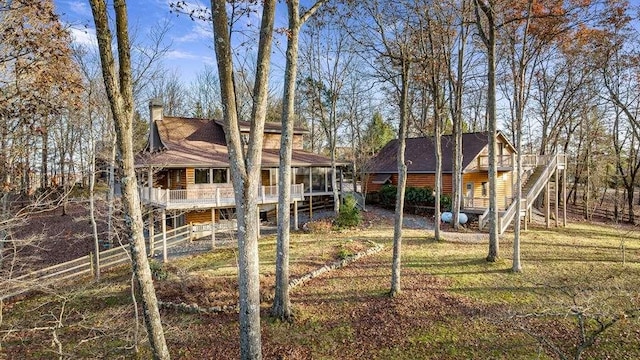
[312,167,327,192]
[212,169,227,183]
[295,167,311,192]
[195,168,210,184]
[481,182,488,197]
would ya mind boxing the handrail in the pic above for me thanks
[140,183,305,207]
[478,207,490,230]
[497,154,559,234]
[525,155,557,208]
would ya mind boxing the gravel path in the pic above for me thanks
[159,205,490,258]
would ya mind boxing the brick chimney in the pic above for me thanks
[149,99,163,151]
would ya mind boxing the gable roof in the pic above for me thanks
[366,131,512,174]
[136,116,337,168]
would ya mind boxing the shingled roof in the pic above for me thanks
[136,116,335,168]
[367,132,511,174]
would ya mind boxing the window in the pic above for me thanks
[312,168,326,192]
[296,167,311,192]
[212,169,227,183]
[481,182,488,196]
[195,168,210,184]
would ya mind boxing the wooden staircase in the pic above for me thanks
[479,154,566,233]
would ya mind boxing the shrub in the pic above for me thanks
[336,245,354,260]
[405,186,434,205]
[334,194,362,229]
[149,259,168,281]
[379,184,397,207]
[440,194,452,211]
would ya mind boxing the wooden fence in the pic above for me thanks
[1,223,194,301]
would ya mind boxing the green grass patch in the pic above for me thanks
[3,220,639,359]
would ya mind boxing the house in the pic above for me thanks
[365,131,567,233]
[136,100,345,239]
[366,131,517,211]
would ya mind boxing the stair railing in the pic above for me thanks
[497,154,559,234]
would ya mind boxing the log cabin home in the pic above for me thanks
[365,131,568,233]
[136,101,346,243]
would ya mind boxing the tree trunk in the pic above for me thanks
[42,130,49,189]
[211,1,276,358]
[89,110,100,281]
[390,58,410,297]
[475,0,499,262]
[89,1,170,358]
[271,0,328,321]
[272,0,300,322]
[627,186,635,223]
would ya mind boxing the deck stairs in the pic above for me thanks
[479,154,565,233]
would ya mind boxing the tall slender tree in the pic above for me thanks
[88,1,170,358]
[210,1,276,358]
[474,0,500,262]
[272,0,328,321]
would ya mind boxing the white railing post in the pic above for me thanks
[216,187,220,207]
[162,209,167,262]
[211,208,216,249]
[261,186,265,203]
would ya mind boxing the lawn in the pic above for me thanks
[2,218,639,359]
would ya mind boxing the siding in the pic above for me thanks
[366,173,453,194]
[462,171,514,209]
[263,134,281,149]
[185,168,195,186]
[263,133,304,149]
[185,209,220,223]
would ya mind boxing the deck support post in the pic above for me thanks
[149,210,155,256]
[211,208,216,249]
[545,181,550,229]
[563,167,567,227]
[294,201,299,230]
[309,195,313,221]
[162,209,167,262]
[147,166,153,200]
[554,169,559,228]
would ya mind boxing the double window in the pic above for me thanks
[195,168,228,184]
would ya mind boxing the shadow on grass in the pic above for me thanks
[529,224,640,242]
[524,240,639,251]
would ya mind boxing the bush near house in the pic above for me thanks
[378,184,451,212]
[334,194,362,229]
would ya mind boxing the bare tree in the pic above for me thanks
[474,0,500,262]
[352,0,416,296]
[210,0,276,358]
[300,14,355,213]
[272,0,328,322]
[88,1,170,358]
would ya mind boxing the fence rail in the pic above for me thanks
[1,223,195,301]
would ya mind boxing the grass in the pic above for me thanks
[2,220,639,359]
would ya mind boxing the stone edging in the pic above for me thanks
[158,241,384,315]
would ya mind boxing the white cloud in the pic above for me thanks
[68,25,98,49]
[174,21,212,43]
[166,50,199,60]
[65,1,92,17]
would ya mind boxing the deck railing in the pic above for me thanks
[140,183,305,208]
[474,155,513,170]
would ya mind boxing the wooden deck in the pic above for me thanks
[139,183,305,210]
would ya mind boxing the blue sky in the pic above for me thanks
[53,0,292,85]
